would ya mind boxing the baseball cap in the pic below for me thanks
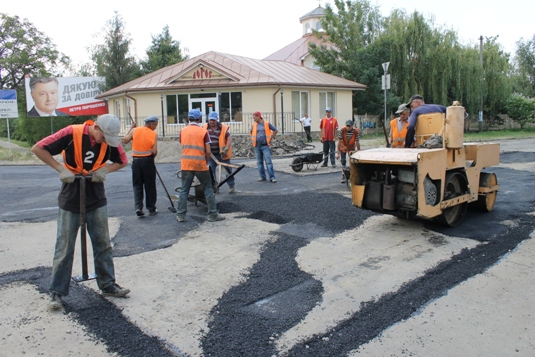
[253,111,263,119]
[95,114,121,147]
[407,94,424,106]
[208,112,219,121]
[345,120,353,126]
[325,107,332,112]
[188,109,202,120]
[144,115,159,123]
[395,103,410,114]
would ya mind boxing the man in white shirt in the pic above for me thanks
[300,114,313,142]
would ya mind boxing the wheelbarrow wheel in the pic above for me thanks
[291,158,304,172]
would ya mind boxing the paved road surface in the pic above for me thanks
[0,138,534,356]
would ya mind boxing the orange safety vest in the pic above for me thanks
[250,121,273,147]
[339,127,358,153]
[390,118,409,148]
[62,124,108,175]
[320,117,338,141]
[203,123,232,160]
[180,125,208,171]
[132,126,157,157]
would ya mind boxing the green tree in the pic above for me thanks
[308,0,384,114]
[92,12,140,90]
[512,35,535,97]
[309,2,513,124]
[140,25,189,74]
[505,93,535,129]
[481,37,512,126]
[0,13,69,90]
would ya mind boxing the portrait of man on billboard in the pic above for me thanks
[27,77,69,117]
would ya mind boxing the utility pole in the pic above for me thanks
[479,36,484,132]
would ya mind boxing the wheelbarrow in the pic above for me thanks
[290,152,325,172]
[176,156,245,205]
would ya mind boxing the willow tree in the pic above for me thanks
[480,37,511,124]
[512,35,535,97]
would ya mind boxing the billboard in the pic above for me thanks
[0,90,18,118]
[25,76,107,117]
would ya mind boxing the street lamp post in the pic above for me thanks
[479,36,484,132]
[160,94,165,138]
[280,89,284,134]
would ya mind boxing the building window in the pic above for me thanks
[114,100,121,121]
[166,94,189,124]
[291,91,309,119]
[123,98,132,125]
[316,21,322,31]
[319,92,335,116]
[219,92,242,122]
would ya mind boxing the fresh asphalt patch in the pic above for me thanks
[0,150,533,356]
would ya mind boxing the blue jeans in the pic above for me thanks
[255,145,275,181]
[208,153,235,187]
[50,206,116,296]
[177,170,218,218]
[323,141,336,165]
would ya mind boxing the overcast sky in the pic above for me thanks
[3,0,533,68]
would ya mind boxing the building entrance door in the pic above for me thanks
[190,98,217,124]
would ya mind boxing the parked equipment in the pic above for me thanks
[349,105,500,227]
[290,152,325,172]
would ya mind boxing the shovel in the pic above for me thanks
[156,167,178,213]
[72,175,97,283]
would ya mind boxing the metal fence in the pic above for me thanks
[119,112,304,138]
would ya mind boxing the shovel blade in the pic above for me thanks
[72,273,97,283]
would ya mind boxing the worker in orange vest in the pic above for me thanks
[203,111,235,193]
[176,109,225,222]
[336,120,361,183]
[123,115,159,216]
[250,111,278,183]
[31,114,130,310]
[390,104,410,148]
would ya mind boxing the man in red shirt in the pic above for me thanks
[319,107,339,167]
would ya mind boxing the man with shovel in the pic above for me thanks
[123,115,159,217]
[31,114,130,311]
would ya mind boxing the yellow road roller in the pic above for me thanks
[349,105,499,226]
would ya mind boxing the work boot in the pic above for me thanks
[136,209,145,217]
[229,186,236,194]
[207,215,225,222]
[149,209,158,216]
[101,283,130,298]
[48,292,62,311]
[176,215,186,222]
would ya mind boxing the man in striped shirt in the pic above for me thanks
[336,120,361,183]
